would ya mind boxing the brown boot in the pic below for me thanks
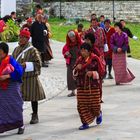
[30,113,39,124]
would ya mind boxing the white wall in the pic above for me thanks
[1,0,16,17]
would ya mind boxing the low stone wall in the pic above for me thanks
[51,1,140,22]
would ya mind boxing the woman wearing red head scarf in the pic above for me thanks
[62,30,82,97]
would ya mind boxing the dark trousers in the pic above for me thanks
[106,58,112,75]
[31,101,38,114]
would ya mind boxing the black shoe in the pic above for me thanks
[30,113,39,124]
[108,74,113,79]
[67,92,76,97]
[42,63,48,67]
[17,126,25,135]
[116,83,120,85]
[127,55,132,57]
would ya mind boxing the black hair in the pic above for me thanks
[2,15,11,22]
[114,22,123,30]
[11,11,16,15]
[0,42,9,54]
[16,18,22,23]
[91,18,98,23]
[80,42,92,52]
[120,19,125,23]
[104,19,111,24]
[85,32,95,44]
[36,4,42,9]
[91,13,96,16]
[100,15,105,18]
[78,23,83,28]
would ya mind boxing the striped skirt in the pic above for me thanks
[0,81,23,133]
[77,87,101,125]
[112,53,135,84]
[22,76,46,101]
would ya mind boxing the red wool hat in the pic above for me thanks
[20,28,30,39]
[27,18,32,23]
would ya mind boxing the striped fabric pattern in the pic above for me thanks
[0,81,23,133]
[112,53,135,84]
[12,44,46,101]
[77,87,101,125]
[22,76,46,101]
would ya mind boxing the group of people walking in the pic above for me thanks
[0,8,137,134]
[62,14,136,130]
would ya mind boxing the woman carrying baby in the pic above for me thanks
[0,42,24,134]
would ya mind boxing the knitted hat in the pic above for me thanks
[27,18,32,23]
[20,28,30,39]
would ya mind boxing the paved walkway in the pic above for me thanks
[1,41,140,140]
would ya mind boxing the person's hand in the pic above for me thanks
[76,64,82,70]
[117,48,122,53]
[65,51,71,58]
[0,75,10,81]
[86,71,93,77]
[21,62,26,68]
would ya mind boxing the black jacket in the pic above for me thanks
[31,21,47,52]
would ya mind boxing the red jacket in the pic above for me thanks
[62,31,82,65]
[104,27,115,59]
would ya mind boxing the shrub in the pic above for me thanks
[0,20,20,42]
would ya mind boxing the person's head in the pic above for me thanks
[91,13,97,20]
[36,4,42,10]
[43,15,49,23]
[27,18,32,25]
[36,14,43,23]
[91,18,99,28]
[3,15,11,22]
[104,19,111,29]
[77,24,83,32]
[80,43,92,58]
[120,19,126,28]
[84,32,95,45]
[67,31,76,43]
[114,22,123,33]
[0,42,9,60]
[11,11,16,19]
[100,15,105,22]
[16,18,22,25]
[19,28,30,46]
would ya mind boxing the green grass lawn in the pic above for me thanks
[49,18,140,59]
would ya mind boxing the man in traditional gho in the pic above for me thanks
[110,22,135,85]
[12,28,46,124]
[31,14,48,67]
[73,43,105,130]
[120,19,138,57]
[86,18,108,102]
[87,18,108,61]
[62,30,82,97]
[104,19,115,79]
